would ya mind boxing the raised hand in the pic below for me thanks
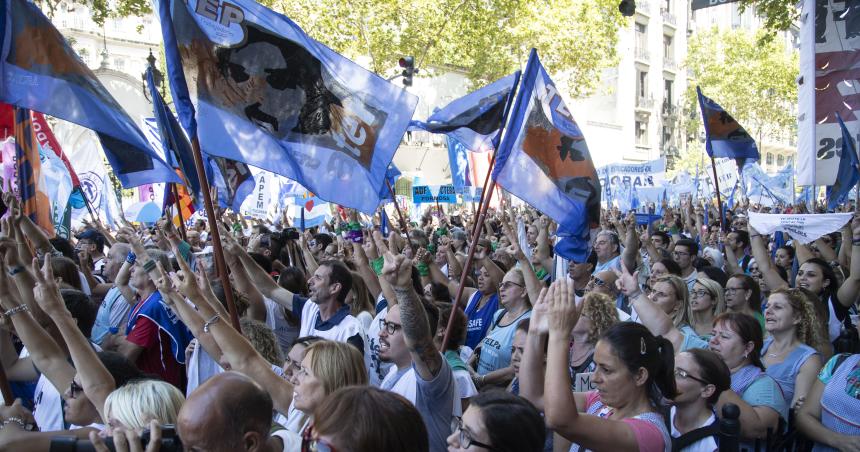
[529,286,550,335]
[32,256,66,317]
[376,231,412,289]
[546,277,580,335]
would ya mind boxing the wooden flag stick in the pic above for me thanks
[188,136,241,332]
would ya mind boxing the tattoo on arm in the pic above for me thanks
[393,286,442,376]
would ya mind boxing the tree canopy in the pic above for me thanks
[683,26,798,145]
[46,0,626,96]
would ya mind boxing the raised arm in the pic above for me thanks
[220,231,265,322]
[618,262,685,353]
[519,287,548,411]
[377,231,442,380]
[0,260,75,398]
[33,256,115,423]
[749,226,789,291]
[543,278,641,450]
[837,214,860,307]
[502,219,542,303]
[233,236,295,308]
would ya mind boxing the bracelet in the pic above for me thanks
[126,252,136,264]
[0,416,37,431]
[7,266,24,277]
[203,314,221,333]
[142,260,156,273]
[3,305,28,317]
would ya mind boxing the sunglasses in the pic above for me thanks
[68,381,84,399]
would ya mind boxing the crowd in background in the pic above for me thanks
[0,189,856,452]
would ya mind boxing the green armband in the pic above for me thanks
[371,256,385,276]
[416,262,430,277]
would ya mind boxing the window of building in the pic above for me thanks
[777,154,785,166]
[662,0,671,13]
[636,119,648,146]
[637,70,648,99]
[766,152,774,165]
[114,58,124,71]
[663,35,673,60]
[662,126,672,146]
[664,79,673,105]
[635,22,647,51]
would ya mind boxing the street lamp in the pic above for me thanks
[141,49,165,103]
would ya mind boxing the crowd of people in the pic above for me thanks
[0,189,856,452]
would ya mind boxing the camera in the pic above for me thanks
[49,425,182,452]
[281,228,301,241]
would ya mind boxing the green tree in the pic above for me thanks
[683,27,798,146]
[259,0,626,94]
[737,0,798,38]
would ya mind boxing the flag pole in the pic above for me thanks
[386,179,413,246]
[170,183,188,242]
[709,156,725,232]
[441,71,521,352]
[189,136,241,331]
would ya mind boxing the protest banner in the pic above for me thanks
[749,212,853,244]
[412,185,458,204]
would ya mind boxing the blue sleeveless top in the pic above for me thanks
[761,337,818,404]
[463,290,499,349]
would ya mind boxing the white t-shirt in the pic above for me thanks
[453,369,478,400]
[294,295,371,375]
[368,305,394,387]
[33,374,64,432]
[669,406,718,452]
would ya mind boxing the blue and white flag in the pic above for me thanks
[492,49,601,262]
[155,0,418,213]
[447,136,470,191]
[742,162,794,206]
[697,87,760,162]
[826,113,860,210]
[411,73,519,152]
[0,0,180,187]
[378,164,401,203]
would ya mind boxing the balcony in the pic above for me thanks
[636,96,655,110]
[663,57,677,71]
[661,102,676,118]
[661,9,676,27]
[635,46,650,62]
[637,0,650,16]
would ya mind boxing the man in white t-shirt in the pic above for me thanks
[375,237,457,452]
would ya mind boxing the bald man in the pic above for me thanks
[177,372,281,452]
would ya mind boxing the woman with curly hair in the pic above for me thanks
[569,292,620,379]
[761,288,825,408]
[687,276,726,340]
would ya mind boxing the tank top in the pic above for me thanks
[761,337,818,403]
[476,309,531,375]
[813,354,860,452]
[463,291,499,349]
[570,392,671,452]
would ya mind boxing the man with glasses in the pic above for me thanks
[376,237,457,452]
[75,229,107,278]
[673,238,698,293]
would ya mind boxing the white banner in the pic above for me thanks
[241,171,273,220]
[797,0,853,186]
[749,212,852,244]
[597,158,665,210]
[708,158,740,198]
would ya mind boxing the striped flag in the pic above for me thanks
[13,107,53,237]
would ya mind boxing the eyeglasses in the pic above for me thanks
[379,319,403,335]
[499,281,524,290]
[302,424,337,452]
[674,368,710,386]
[690,290,710,298]
[724,287,746,294]
[589,276,606,287]
[69,381,83,399]
[672,250,690,257]
[451,417,494,450]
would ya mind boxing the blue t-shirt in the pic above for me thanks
[463,291,499,349]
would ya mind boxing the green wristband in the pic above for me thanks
[371,256,385,276]
[416,262,430,277]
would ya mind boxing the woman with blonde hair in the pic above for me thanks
[102,380,185,435]
[647,275,691,330]
[687,277,726,340]
[761,288,824,408]
[569,292,620,380]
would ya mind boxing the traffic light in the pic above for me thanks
[399,56,415,86]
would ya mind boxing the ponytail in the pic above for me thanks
[599,322,678,408]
